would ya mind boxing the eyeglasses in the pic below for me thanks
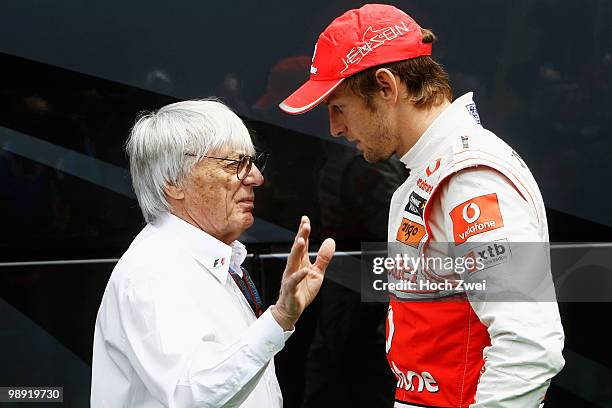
[186,151,269,181]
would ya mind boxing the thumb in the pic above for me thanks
[314,238,336,272]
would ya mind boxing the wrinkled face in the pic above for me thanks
[180,150,264,243]
[325,86,397,163]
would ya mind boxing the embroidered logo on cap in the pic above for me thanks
[341,21,411,74]
[310,43,318,75]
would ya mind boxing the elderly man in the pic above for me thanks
[91,100,335,407]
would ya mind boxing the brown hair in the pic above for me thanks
[341,29,452,110]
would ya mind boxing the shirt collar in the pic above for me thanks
[153,212,247,283]
[400,92,479,171]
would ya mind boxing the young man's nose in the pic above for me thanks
[329,110,347,138]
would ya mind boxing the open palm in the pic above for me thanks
[272,216,335,330]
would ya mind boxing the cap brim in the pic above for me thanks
[279,78,345,115]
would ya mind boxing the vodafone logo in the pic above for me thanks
[390,361,439,393]
[459,220,498,242]
[450,193,504,245]
[462,202,481,223]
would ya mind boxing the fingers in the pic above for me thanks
[301,217,311,264]
[286,236,305,272]
[299,215,309,229]
[314,238,336,272]
[286,216,311,272]
[298,215,311,244]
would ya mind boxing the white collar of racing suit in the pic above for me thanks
[399,92,480,172]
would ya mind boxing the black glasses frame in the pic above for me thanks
[185,151,269,180]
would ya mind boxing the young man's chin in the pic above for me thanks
[363,149,390,164]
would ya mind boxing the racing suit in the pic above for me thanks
[386,93,565,407]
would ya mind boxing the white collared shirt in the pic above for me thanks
[91,213,292,407]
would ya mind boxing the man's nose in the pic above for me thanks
[243,164,264,186]
[329,110,347,138]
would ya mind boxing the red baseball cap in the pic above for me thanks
[279,4,432,115]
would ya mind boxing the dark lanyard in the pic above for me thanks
[228,266,264,317]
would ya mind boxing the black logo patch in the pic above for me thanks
[405,191,427,218]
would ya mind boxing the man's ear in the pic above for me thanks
[164,183,185,200]
[375,68,400,104]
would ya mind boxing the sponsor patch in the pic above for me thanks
[404,191,427,218]
[416,178,433,194]
[389,360,439,393]
[450,193,504,244]
[425,158,441,177]
[461,135,469,149]
[396,218,426,248]
[464,239,511,272]
[466,103,481,124]
[213,257,226,269]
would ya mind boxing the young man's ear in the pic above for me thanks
[164,183,185,200]
[375,68,400,103]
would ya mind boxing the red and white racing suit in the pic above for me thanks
[386,93,565,407]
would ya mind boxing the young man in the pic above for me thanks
[280,4,564,407]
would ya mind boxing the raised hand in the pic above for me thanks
[271,216,336,330]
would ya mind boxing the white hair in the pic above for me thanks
[126,99,255,223]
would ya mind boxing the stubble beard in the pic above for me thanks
[362,112,395,163]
